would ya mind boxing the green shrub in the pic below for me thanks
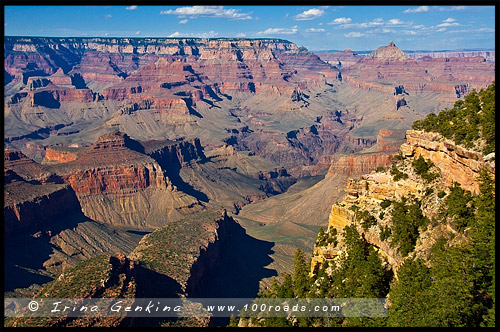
[390,164,409,181]
[380,199,392,209]
[412,83,495,155]
[379,225,392,242]
[390,197,430,256]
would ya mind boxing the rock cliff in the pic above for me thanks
[400,130,494,194]
[4,169,81,237]
[312,128,495,275]
[43,132,204,227]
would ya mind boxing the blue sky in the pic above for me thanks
[4,5,495,51]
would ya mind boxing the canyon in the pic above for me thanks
[3,36,495,326]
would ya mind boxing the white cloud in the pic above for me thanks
[135,30,141,35]
[339,18,411,29]
[403,6,429,14]
[104,14,112,19]
[160,6,253,20]
[257,26,298,35]
[477,28,494,33]
[387,19,404,25]
[436,22,460,28]
[439,6,466,11]
[442,18,456,23]
[294,8,324,20]
[328,17,352,25]
[236,33,246,38]
[168,31,219,38]
[413,25,425,29]
[179,19,188,24]
[446,28,494,34]
[126,6,137,10]
[437,28,446,32]
[344,32,365,38]
[403,30,417,35]
[195,31,219,38]
[305,28,326,32]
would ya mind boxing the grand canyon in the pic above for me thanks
[4,26,495,327]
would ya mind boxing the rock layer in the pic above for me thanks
[312,128,495,275]
[400,130,494,193]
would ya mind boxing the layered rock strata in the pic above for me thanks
[312,128,495,275]
[341,42,495,99]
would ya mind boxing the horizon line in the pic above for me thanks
[4,35,496,53]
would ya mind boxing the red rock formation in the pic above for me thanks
[43,147,80,164]
[328,153,393,177]
[29,88,94,106]
[53,132,170,196]
[342,42,495,99]
[326,128,403,177]
[5,37,339,110]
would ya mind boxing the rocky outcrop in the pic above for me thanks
[5,254,138,327]
[41,132,203,227]
[143,137,206,168]
[129,209,231,293]
[4,149,56,183]
[130,208,275,302]
[312,128,495,276]
[53,132,171,195]
[4,171,81,237]
[400,130,494,193]
[368,41,407,61]
[43,146,81,164]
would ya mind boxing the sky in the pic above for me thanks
[3,5,496,51]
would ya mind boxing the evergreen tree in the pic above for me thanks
[388,257,432,326]
[278,273,294,298]
[443,182,474,232]
[293,248,309,298]
[228,314,239,327]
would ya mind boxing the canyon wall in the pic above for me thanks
[400,130,495,193]
[312,128,495,274]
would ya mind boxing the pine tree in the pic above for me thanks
[228,314,239,327]
[388,257,432,326]
[293,248,309,298]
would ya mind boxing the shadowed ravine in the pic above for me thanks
[185,216,277,326]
